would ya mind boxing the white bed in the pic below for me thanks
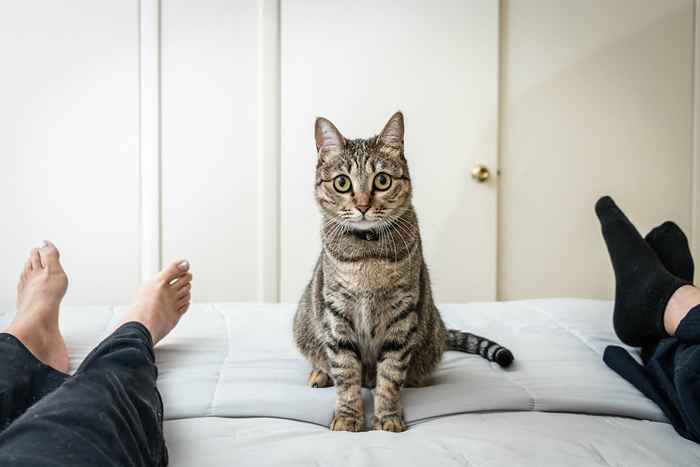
[3,299,700,466]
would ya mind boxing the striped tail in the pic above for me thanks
[446,329,514,368]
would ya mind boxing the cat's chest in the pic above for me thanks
[322,254,418,362]
[332,260,409,291]
[350,296,388,365]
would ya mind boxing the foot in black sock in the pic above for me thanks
[645,221,694,282]
[641,221,695,361]
[595,196,690,347]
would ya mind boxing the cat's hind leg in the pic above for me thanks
[307,368,333,388]
[403,373,429,388]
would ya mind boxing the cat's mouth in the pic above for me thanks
[349,218,378,231]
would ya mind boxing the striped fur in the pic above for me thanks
[293,112,514,433]
[446,329,514,367]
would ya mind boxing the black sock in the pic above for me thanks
[645,221,694,282]
[641,221,695,361]
[595,196,690,347]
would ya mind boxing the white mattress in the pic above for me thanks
[2,299,700,466]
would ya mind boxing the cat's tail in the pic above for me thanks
[446,329,514,368]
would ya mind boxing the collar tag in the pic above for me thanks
[352,230,378,241]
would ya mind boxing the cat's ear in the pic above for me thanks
[315,117,346,157]
[378,111,404,148]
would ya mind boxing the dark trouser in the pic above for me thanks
[605,305,700,443]
[0,323,167,466]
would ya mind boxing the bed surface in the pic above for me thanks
[2,299,700,466]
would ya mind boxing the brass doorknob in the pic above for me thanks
[471,164,490,183]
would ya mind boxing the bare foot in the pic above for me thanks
[120,260,192,345]
[664,284,700,335]
[6,241,69,373]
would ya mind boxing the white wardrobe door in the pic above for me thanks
[499,0,694,299]
[161,0,260,302]
[281,0,500,303]
[0,1,140,306]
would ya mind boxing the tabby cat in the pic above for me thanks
[293,111,513,433]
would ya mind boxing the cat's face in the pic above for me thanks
[314,112,411,231]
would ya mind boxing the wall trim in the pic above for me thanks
[139,0,162,281]
[496,0,503,300]
[693,0,700,275]
[257,0,281,302]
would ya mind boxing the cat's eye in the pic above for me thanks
[373,173,392,191]
[333,175,352,193]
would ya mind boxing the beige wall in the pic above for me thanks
[499,0,695,300]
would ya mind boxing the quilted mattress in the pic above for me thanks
[2,299,700,466]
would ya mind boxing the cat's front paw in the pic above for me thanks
[372,414,407,432]
[330,415,364,432]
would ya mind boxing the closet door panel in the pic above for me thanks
[0,1,140,306]
[161,0,260,302]
[281,0,500,302]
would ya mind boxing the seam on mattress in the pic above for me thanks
[207,304,230,416]
[497,363,537,411]
[532,304,604,358]
[584,442,614,467]
[513,303,606,413]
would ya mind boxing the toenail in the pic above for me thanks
[178,260,190,271]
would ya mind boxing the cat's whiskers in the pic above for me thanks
[387,219,413,273]
[383,223,396,274]
[380,219,399,273]
[322,214,343,230]
[324,218,346,258]
[390,217,417,248]
[322,217,342,250]
[323,218,351,276]
[390,218,418,268]
[378,221,388,262]
[390,215,416,240]
[326,219,345,249]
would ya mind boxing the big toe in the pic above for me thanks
[664,221,688,241]
[159,260,190,284]
[595,196,623,222]
[645,221,694,281]
[595,196,644,241]
[38,241,62,272]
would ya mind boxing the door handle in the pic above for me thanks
[471,164,490,183]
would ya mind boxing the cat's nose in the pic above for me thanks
[355,192,371,214]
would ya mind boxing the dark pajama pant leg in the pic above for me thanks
[0,322,167,467]
[0,334,68,431]
[604,305,700,443]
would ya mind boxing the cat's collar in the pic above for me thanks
[350,229,379,241]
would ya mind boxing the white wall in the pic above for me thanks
[1,1,697,306]
[160,0,261,302]
[280,0,500,303]
[0,1,141,307]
